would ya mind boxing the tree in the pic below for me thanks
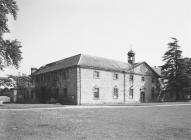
[161,38,188,100]
[0,0,22,70]
[9,75,32,89]
[184,58,191,86]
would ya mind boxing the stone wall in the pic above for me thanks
[79,67,125,104]
[33,63,160,104]
[78,63,160,104]
[33,67,77,104]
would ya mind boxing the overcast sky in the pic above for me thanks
[2,0,191,76]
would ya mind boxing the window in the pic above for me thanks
[141,76,145,82]
[113,86,119,99]
[152,78,155,83]
[63,71,66,79]
[64,88,67,98]
[130,75,134,81]
[93,87,99,99]
[31,90,34,99]
[63,70,69,79]
[129,87,133,99]
[94,71,100,79]
[37,76,40,83]
[151,87,155,99]
[55,88,59,98]
[113,73,118,80]
[47,73,50,81]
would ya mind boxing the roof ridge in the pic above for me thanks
[129,61,161,77]
[46,54,81,65]
[77,54,82,65]
[79,54,128,64]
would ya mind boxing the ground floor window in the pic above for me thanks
[129,87,133,99]
[113,86,118,99]
[64,88,67,98]
[93,87,99,99]
[151,87,155,99]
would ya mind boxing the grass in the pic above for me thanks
[0,102,190,109]
[0,103,64,109]
[0,104,191,140]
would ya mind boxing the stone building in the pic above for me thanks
[31,51,161,104]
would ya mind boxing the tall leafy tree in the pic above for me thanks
[161,38,187,100]
[0,0,22,70]
[184,58,191,86]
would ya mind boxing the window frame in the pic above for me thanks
[129,87,134,99]
[63,70,69,80]
[93,71,100,79]
[130,74,134,81]
[63,87,68,98]
[151,87,155,99]
[113,73,119,80]
[141,76,145,82]
[113,86,119,99]
[152,78,155,83]
[93,87,99,99]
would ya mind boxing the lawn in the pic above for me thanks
[0,104,191,140]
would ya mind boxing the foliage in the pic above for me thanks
[184,58,191,86]
[9,75,32,89]
[0,77,15,89]
[161,38,190,100]
[0,0,22,70]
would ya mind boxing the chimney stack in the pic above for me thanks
[31,68,38,75]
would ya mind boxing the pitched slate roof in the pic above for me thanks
[33,54,132,75]
[33,54,160,76]
[78,54,131,72]
[33,54,81,75]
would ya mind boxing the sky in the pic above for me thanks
[1,0,191,76]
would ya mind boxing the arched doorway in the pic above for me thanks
[140,92,145,103]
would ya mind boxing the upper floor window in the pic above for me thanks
[63,70,69,79]
[93,87,99,99]
[94,71,100,79]
[129,87,134,99]
[141,76,145,82]
[113,73,118,80]
[113,86,119,99]
[130,75,134,81]
[152,78,155,83]
[47,73,50,81]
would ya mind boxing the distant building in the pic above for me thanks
[31,51,161,104]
